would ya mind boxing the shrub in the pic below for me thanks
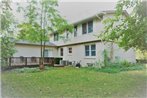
[119,60,133,67]
[12,67,41,73]
[86,59,145,73]
[93,60,105,69]
[102,49,110,66]
[11,66,54,73]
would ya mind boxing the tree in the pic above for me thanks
[99,0,147,51]
[0,0,16,66]
[18,0,73,69]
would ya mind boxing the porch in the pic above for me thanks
[9,57,62,67]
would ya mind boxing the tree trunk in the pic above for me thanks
[110,42,114,62]
[39,0,44,70]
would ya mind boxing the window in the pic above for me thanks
[85,45,90,56]
[85,44,96,56]
[54,33,59,41]
[60,48,63,56]
[88,21,93,33]
[68,48,72,53]
[44,49,49,57]
[82,23,87,34]
[66,32,69,39]
[91,44,96,56]
[74,26,77,37]
[82,20,93,34]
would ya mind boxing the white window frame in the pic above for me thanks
[85,44,96,57]
[68,47,72,54]
[44,49,49,57]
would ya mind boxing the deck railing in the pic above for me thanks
[9,57,62,66]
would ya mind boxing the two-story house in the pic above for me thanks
[14,10,136,66]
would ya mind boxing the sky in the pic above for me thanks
[11,1,117,23]
[57,2,116,23]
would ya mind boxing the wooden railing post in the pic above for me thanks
[9,57,11,67]
[53,58,55,66]
[25,57,27,66]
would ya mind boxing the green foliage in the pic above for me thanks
[18,23,44,42]
[136,49,147,60]
[0,0,17,66]
[17,0,73,66]
[86,59,145,73]
[98,61,145,73]
[93,60,105,69]
[17,0,73,43]
[102,49,110,66]
[1,35,16,66]
[99,0,147,51]
[11,66,54,73]
[12,67,41,73]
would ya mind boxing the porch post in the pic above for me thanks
[9,57,11,67]
[25,57,27,66]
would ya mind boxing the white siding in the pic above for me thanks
[14,45,58,57]
[14,13,136,66]
[59,42,136,67]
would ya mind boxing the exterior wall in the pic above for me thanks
[14,44,58,57]
[112,44,136,63]
[50,18,104,46]
[14,13,136,66]
[58,42,136,67]
[49,13,123,46]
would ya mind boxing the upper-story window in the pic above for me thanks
[74,26,77,37]
[88,21,93,33]
[54,33,59,41]
[82,20,93,34]
[82,23,87,34]
[66,32,69,39]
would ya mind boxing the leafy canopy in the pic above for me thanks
[99,0,147,51]
[18,0,73,43]
[0,0,17,66]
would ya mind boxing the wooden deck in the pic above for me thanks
[9,57,62,67]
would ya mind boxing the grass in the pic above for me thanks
[84,64,145,73]
[1,66,147,98]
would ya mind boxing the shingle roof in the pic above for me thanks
[72,10,128,25]
[16,40,56,47]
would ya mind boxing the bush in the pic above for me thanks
[11,66,54,73]
[12,67,41,73]
[86,60,145,73]
[93,60,105,69]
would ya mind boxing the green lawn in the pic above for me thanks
[1,67,147,98]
